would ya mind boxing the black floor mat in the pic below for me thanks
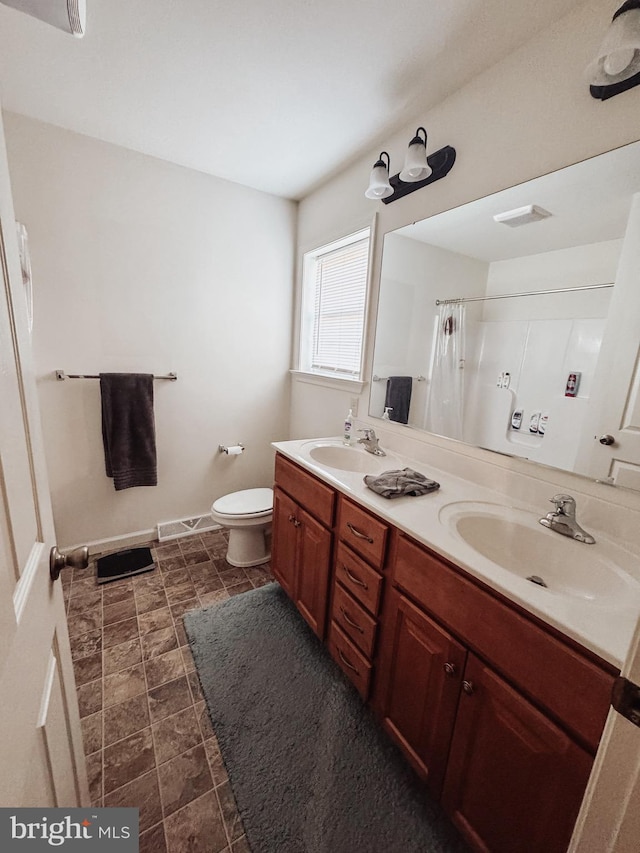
[96,546,155,584]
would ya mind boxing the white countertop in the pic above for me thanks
[273,437,640,669]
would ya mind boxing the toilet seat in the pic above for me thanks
[212,487,273,518]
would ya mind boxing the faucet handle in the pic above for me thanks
[550,494,576,514]
[358,428,376,440]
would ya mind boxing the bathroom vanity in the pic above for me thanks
[270,437,640,853]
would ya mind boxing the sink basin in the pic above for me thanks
[439,501,638,602]
[302,440,398,474]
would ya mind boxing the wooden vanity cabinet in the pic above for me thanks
[374,532,617,853]
[271,455,334,639]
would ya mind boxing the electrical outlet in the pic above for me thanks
[350,397,359,416]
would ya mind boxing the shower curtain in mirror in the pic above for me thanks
[426,302,466,441]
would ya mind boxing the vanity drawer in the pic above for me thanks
[393,533,616,753]
[337,497,388,569]
[332,581,378,659]
[328,622,372,700]
[274,453,335,527]
[334,541,384,617]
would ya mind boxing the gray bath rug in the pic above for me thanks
[183,583,468,853]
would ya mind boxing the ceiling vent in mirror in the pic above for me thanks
[493,205,552,227]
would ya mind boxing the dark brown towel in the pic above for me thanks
[100,373,157,491]
[364,468,440,499]
[384,376,413,424]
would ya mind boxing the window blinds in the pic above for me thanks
[311,236,369,377]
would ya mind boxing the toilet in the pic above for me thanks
[210,487,273,567]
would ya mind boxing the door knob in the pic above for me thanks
[50,546,89,581]
[599,434,616,446]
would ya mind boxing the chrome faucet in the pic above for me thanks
[539,494,595,544]
[357,428,386,456]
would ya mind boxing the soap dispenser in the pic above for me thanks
[382,407,393,420]
[343,409,354,445]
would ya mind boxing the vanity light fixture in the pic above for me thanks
[365,127,456,204]
[587,0,640,100]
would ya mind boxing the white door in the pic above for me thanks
[0,109,89,806]
[576,193,640,489]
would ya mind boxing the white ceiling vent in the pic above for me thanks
[0,0,86,37]
[493,204,552,227]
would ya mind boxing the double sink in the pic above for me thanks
[298,438,640,608]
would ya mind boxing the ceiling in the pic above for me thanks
[0,0,586,199]
[395,140,640,261]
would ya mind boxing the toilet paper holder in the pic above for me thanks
[219,443,245,455]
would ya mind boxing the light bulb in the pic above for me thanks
[603,47,636,76]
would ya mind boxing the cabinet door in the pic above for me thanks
[271,487,299,598]
[442,654,593,853]
[295,507,332,639]
[376,589,466,797]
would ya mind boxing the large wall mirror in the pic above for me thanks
[370,140,640,491]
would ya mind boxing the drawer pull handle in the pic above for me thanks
[338,648,360,675]
[346,522,374,544]
[462,680,475,696]
[344,566,368,589]
[443,662,457,677]
[340,606,364,633]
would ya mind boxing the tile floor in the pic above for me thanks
[62,528,273,853]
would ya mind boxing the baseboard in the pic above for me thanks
[65,528,159,557]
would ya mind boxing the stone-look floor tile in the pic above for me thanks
[135,572,165,593]
[205,541,228,561]
[231,836,251,853]
[165,582,198,606]
[70,576,98,597]
[227,581,254,597]
[103,598,137,626]
[67,609,102,639]
[68,588,102,615]
[138,606,173,635]
[170,599,200,622]
[250,574,271,589]
[73,651,102,686]
[198,589,229,608]
[104,769,163,834]
[180,646,196,674]
[162,567,192,589]
[81,711,103,755]
[175,620,188,647]
[164,790,228,853]
[102,582,135,607]
[70,629,103,661]
[148,675,192,724]
[216,780,244,844]
[78,678,103,718]
[141,626,179,661]
[152,705,203,765]
[139,821,167,853]
[155,542,181,559]
[103,617,139,649]
[86,750,103,803]
[103,663,147,708]
[103,638,142,676]
[192,574,224,596]
[203,738,228,787]
[144,648,186,690]
[136,589,169,615]
[186,671,204,704]
[195,701,214,740]
[104,693,150,747]
[182,550,209,567]
[158,744,213,817]
[218,567,249,589]
[104,727,156,794]
[158,555,187,573]
[179,536,205,553]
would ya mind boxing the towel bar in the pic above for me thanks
[55,370,177,381]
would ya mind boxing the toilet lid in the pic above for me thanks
[212,487,273,516]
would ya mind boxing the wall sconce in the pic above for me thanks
[587,1,640,100]
[365,127,456,204]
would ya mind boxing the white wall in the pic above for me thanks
[291,0,640,443]
[4,113,296,548]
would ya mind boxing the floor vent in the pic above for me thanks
[157,513,221,542]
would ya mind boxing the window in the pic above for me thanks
[299,228,370,381]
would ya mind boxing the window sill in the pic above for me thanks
[289,370,366,394]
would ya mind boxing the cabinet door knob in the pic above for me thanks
[288,514,295,523]
[462,680,475,695]
[443,662,457,677]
